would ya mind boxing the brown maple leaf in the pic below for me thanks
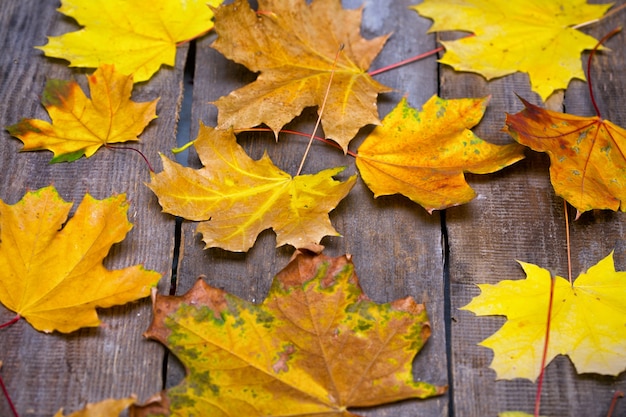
[211,0,391,151]
[132,251,445,416]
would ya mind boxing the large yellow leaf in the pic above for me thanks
[505,96,626,217]
[132,252,445,416]
[462,252,626,381]
[147,124,356,252]
[0,186,161,333]
[412,0,611,101]
[54,397,136,417]
[211,0,392,151]
[37,0,222,82]
[6,65,157,163]
[356,96,525,213]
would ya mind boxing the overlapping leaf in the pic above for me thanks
[211,0,392,150]
[412,0,611,101]
[54,397,136,417]
[462,252,626,381]
[505,96,626,216]
[147,124,356,252]
[6,65,157,162]
[37,0,222,82]
[0,186,161,333]
[133,251,445,417]
[356,95,525,212]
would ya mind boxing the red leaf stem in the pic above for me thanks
[0,372,19,417]
[534,275,556,417]
[0,315,20,330]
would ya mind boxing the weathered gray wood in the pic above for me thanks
[0,1,185,415]
[439,1,626,415]
[173,1,448,415]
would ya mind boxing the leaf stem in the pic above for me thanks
[0,315,20,330]
[607,391,624,417]
[534,274,556,417]
[296,44,344,176]
[0,371,19,417]
[564,200,573,285]
[106,144,155,172]
[587,27,622,119]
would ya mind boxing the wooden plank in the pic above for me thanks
[0,1,185,415]
[171,1,449,415]
[440,1,626,415]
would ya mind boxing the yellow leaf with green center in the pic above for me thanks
[37,0,223,82]
[462,252,626,381]
[412,0,611,101]
[356,95,525,213]
[132,252,445,416]
[147,124,356,252]
[0,186,160,333]
[6,65,157,163]
[211,0,392,151]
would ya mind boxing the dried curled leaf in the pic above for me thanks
[133,251,445,416]
[6,65,157,163]
[0,186,161,333]
[356,96,525,212]
[148,124,355,252]
[211,0,391,150]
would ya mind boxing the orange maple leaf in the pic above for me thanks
[6,65,158,163]
[0,186,161,333]
[211,0,391,151]
[133,251,445,416]
[504,97,626,216]
[356,95,525,212]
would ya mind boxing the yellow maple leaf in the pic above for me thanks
[53,397,136,417]
[505,96,626,217]
[37,0,222,82]
[412,0,612,101]
[6,65,157,163]
[0,186,161,333]
[211,0,392,151]
[147,124,356,252]
[462,252,626,381]
[356,96,525,213]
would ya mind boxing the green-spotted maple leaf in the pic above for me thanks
[412,0,611,101]
[6,65,157,163]
[462,252,626,381]
[132,251,445,417]
[0,186,160,333]
[37,0,223,82]
[505,96,626,217]
[356,95,525,212]
[211,0,391,151]
[147,124,356,252]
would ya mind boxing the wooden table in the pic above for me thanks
[1,1,625,416]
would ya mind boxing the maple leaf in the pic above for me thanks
[462,251,626,381]
[54,397,136,417]
[355,95,525,213]
[412,0,612,101]
[0,186,161,333]
[133,251,445,417]
[211,0,392,151]
[36,0,223,82]
[147,124,356,252]
[504,96,626,217]
[6,65,157,163]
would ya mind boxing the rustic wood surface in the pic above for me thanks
[0,1,625,416]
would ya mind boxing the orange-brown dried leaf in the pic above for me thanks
[54,397,136,417]
[505,97,626,216]
[356,95,525,212]
[0,186,160,333]
[211,0,391,151]
[134,251,445,417]
[6,65,157,163]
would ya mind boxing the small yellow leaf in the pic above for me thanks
[462,251,626,381]
[412,0,611,101]
[147,124,356,252]
[53,397,136,417]
[356,96,525,212]
[0,186,161,333]
[6,65,157,162]
[37,0,223,82]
